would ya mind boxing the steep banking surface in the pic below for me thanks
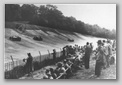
[5,22,103,63]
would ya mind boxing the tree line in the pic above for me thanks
[5,4,116,39]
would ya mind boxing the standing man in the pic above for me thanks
[104,40,112,68]
[101,40,107,69]
[84,42,91,69]
[95,40,106,77]
[26,53,33,74]
[52,49,56,63]
[90,43,93,54]
[62,47,66,59]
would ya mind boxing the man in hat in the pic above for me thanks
[95,40,106,77]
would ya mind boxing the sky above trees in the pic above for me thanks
[6,4,116,39]
[34,4,116,31]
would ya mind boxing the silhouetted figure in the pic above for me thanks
[52,49,56,63]
[26,53,33,74]
[84,42,91,69]
[90,43,93,53]
[62,47,66,59]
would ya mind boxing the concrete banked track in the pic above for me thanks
[5,22,104,63]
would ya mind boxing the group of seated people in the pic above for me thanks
[42,42,96,79]
[43,59,74,79]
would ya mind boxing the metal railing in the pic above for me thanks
[4,50,63,79]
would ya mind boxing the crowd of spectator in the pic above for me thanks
[23,39,116,79]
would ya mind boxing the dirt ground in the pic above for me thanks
[69,60,116,79]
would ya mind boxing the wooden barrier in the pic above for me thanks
[56,64,72,79]
[56,55,79,79]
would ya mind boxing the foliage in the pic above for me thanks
[5,4,116,39]
[5,4,21,21]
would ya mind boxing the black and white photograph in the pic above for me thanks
[4,4,116,79]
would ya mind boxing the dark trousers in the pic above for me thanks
[105,55,110,68]
[95,61,103,77]
[24,64,32,74]
[84,55,90,69]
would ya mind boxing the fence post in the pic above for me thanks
[39,51,41,62]
[5,63,7,71]
[58,51,59,58]
[10,55,14,69]
[8,63,10,71]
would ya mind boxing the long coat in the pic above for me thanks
[84,45,91,69]
[95,45,106,76]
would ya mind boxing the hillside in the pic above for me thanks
[5,22,104,63]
